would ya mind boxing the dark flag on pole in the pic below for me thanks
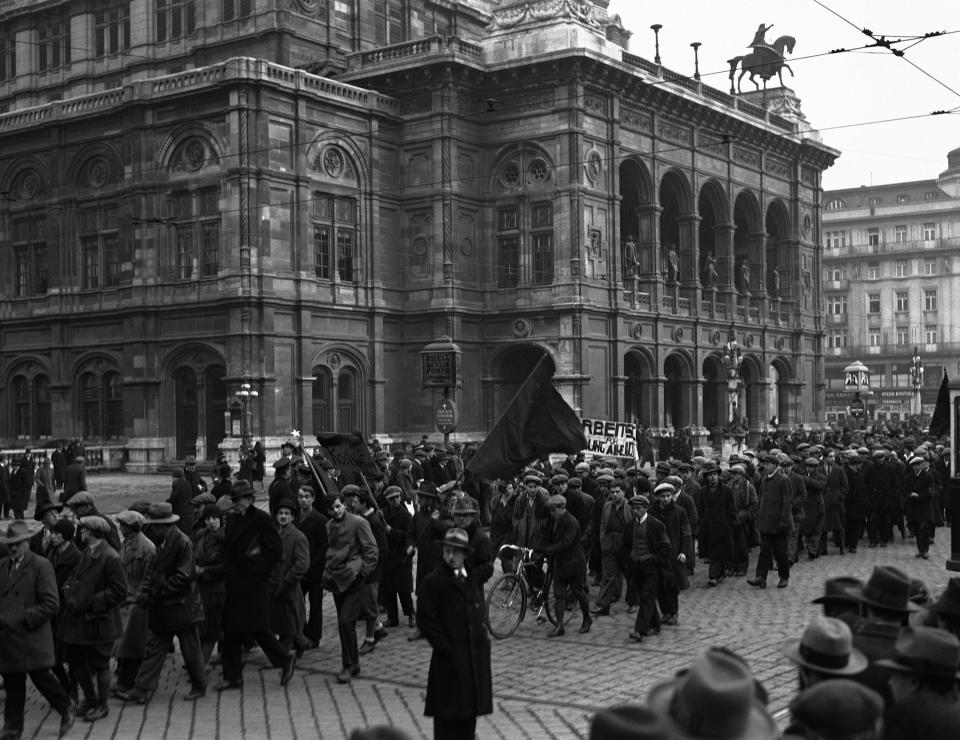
[466,354,587,480]
[928,369,950,437]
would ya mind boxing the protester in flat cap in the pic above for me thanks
[295,486,329,647]
[112,510,156,696]
[699,462,736,587]
[216,480,295,691]
[116,503,207,704]
[167,469,194,537]
[380,486,415,629]
[490,481,519,576]
[621,494,671,642]
[541,495,592,637]
[649,483,692,624]
[406,482,451,641]
[46,517,81,701]
[818,450,848,556]
[592,480,631,617]
[844,454,868,554]
[799,457,826,559]
[418,528,493,740]
[269,499,309,656]
[453,495,494,587]
[342,486,389,657]
[269,458,295,518]
[878,626,960,739]
[59,515,127,722]
[0,519,76,739]
[183,456,207,497]
[63,494,121,553]
[905,455,936,559]
[747,454,794,589]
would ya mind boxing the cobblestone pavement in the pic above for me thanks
[16,475,957,738]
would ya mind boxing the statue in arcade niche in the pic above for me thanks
[623,236,639,280]
[664,244,679,284]
[770,266,780,298]
[702,253,718,289]
[739,260,751,294]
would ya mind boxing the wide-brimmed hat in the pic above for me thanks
[929,578,960,619]
[115,510,146,530]
[65,491,95,508]
[231,480,256,500]
[647,650,778,740]
[589,704,669,740]
[782,616,868,676]
[453,495,481,515]
[876,626,960,681]
[0,519,43,544]
[788,680,883,738]
[811,576,863,606]
[144,502,180,525]
[79,515,111,535]
[845,566,918,613]
[441,527,473,552]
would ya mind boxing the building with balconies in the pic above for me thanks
[0,0,837,468]
[821,147,960,421]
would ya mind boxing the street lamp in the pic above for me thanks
[910,346,924,416]
[235,381,259,438]
[690,42,702,81]
[650,24,662,65]
[722,327,743,425]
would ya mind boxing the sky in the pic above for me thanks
[608,1,960,190]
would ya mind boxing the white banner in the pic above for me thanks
[580,419,639,460]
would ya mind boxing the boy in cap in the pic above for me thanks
[541,495,592,637]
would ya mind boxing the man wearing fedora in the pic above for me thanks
[216,480,295,691]
[452,495,494,587]
[698,462,736,587]
[115,503,207,704]
[848,565,918,705]
[0,519,76,739]
[418,528,492,740]
[812,576,865,633]
[782,615,868,690]
[927,577,960,639]
[878,626,960,737]
[59,516,127,722]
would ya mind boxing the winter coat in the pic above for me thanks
[756,472,794,535]
[464,521,494,586]
[822,464,848,531]
[193,525,226,641]
[845,467,868,520]
[905,469,936,524]
[269,524,308,636]
[541,511,586,580]
[167,478,196,536]
[513,488,551,551]
[489,492,518,556]
[138,526,204,633]
[322,512,378,596]
[699,483,737,562]
[60,540,127,645]
[0,551,59,672]
[418,561,493,721]
[222,504,283,633]
[114,531,156,659]
[62,461,86,499]
[380,503,414,594]
[407,508,451,588]
[296,509,329,585]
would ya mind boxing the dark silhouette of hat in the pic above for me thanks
[845,566,918,613]
[589,704,669,740]
[929,578,960,619]
[0,519,43,544]
[811,576,863,606]
[145,502,180,525]
[788,680,883,737]
[876,626,960,681]
[453,495,480,515]
[442,528,473,552]
[231,479,256,500]
[646,650,778,740]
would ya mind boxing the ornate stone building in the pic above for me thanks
[0,0,836,468]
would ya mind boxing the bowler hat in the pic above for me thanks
[876,626,960,681]
[646,650,778,740]
[230,479,256,500]
[145,502,180,525]
[846,566,918,613]
[782,616,868,676]
[589,704,669,740]
[929,578,960,619]
[0,519,43,544]
[79,515,111,535]
[185,455,197,464]
[441,527,473,552]
[788,680,882,738]
[811,576,863,606]
[453,495,481,515]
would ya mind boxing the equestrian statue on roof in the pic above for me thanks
[728,23,796,94]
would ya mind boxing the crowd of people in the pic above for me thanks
[0,422,958,739]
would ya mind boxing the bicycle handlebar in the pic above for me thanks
[497,544,547,563]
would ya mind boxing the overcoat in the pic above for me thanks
[381,503,414,594]
[407,509,450,589]
[756,472,794,535]
[222,504,282,633]
[269,523,308,636]
[59,541,127,645]
[115,531,155,659]
[822,464,848,531]
[0,550,59,672]
[9,463,33,514]
[138,526,204,633]
[418,560,493,721]
[296,509,329,586]
[698,483,737,563]
[541,511,586,580]
[167,477,196,536]
[193,525,226,641]
[62,461,86,499]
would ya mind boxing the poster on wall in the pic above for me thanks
[580,419,640,461]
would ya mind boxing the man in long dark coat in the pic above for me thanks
[418,528,493,740]
[648,482,692,623]
[167,469,195,537]
[0,519,75,737]
[215,480,294,691]
[295,486,328,647]
[380,486,415,628]
[698,461,736,587]
[747,453,794,589]
[406,482,450,640]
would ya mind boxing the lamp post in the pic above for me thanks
[690,42,702,81]
[909,346,924,417]
[722,327,743,425]
[650,24,662,65]
[235,381,259,439]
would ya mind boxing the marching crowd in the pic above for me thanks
[0,424,958,739]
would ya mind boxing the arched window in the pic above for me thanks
[312,368,332,433]
[79,371,124,440]
[337,369,356,433]
[11,374,51,439]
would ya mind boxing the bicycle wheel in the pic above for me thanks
[544,579,581,627]
[485,573,526,639]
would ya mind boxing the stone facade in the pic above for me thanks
[0,0,836,467]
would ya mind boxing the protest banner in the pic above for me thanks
[580,418,639,461]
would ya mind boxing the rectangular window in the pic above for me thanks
[825,231,846,249]
[828,331,847,349]
[311,192,357,282]
[79,207,120,289]
[38,19,70,72]
[374,1,404,44]
[896,291,909,312]
[313,225,330,279]
[104,235,120,287]
[895,260,907,278]
[828,296,847,315]
[498,236,520,288]
[923,223,936,240]
[867,263,879,279]
[176,226,193,279]
[924,289,937,312]
[15,249,29,297]
[157,0,196,42]
[334,0,353,33]
[925,326,938,344]
[894,225,907,243]
[924,258,936,276]
[222,0,252,22]
[530,202,553,286]
[12,215,48,296]
[200,222,219,277]
[869,331,881,347]
[336,229,354,282]
[867,228,879,249]
[83,237,100,289]
[170,189,219,279]
[0,35,15,81]
[95,4,131,57]
[896,327,909,345]
[868,294,880,314]
[828,266,843,281]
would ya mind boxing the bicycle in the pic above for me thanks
[484,544,579,639]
